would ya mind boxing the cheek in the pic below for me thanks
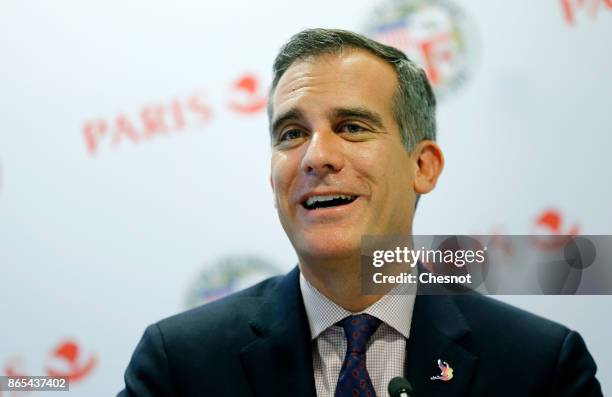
[271,153,297,203]
[371,150,414,201]
[354,146,405,185]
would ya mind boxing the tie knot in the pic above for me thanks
[337,314,381,354]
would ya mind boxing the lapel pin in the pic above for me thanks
[430,359,454,381]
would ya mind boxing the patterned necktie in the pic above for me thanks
[334,314,382,397]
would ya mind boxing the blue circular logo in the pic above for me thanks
[364,0,479,100]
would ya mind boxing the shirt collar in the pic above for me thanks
[299,272,415,340]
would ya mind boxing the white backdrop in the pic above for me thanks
[1,0,610,395]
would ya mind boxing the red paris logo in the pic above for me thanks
[531,208,580,251]
[0,340,96,397]
[45,341,97,382]
[474,208,581,257]
[560,0,612,24]
[83,92,214,155]
[227,74,267,114]
[4,358,27,379]
[82,73,268,156]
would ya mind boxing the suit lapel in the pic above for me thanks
[405,294,478,397]
[240,267,317,397]
[240,267,479,397]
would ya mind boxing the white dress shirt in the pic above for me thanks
[299,273,416,397]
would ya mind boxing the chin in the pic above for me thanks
[293,231,362,262]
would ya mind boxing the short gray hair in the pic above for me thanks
[268,28,437,151]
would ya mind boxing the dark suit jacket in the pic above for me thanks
[118,267,603,396]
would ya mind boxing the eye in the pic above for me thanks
[279,128,305,142]
[338,123,368,134]
[275,128,307,148]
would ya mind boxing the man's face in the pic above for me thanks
[270,49,418,263]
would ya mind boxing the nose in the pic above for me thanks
[300,129,345,176]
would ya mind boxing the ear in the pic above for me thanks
[412,140,444,195]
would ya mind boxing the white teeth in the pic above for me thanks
[305,195,355,207]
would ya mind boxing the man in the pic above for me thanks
[118,29,602,396]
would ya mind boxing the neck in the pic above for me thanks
[300,261,378,312]
[299,256,408,312]
[298,233,415,312]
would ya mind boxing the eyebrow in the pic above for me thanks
[270,106,385,136]
[331,107,384,130]
[271,108,305,137]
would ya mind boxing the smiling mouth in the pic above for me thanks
[301,195,358,210]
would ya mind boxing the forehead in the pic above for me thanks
[271,49,399,123]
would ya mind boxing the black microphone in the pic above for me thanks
[388,376,413,397]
